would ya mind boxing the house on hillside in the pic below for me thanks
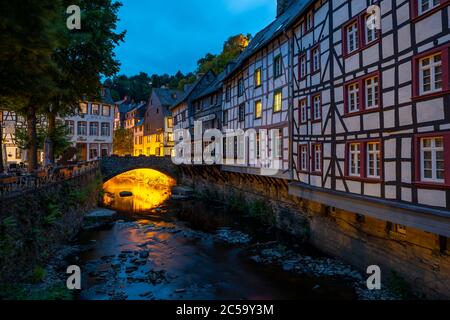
[143,88,184,157]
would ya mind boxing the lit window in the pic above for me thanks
[347,22,359,54]
[313,144,322,172]
[274,55,282,78]
[91,104,100,115]
[348,83,360,113]
[312,46,320,72]
[300,145,308,171]
[419,53,442,95]
[312,95,321,120]
[300,99,308,123]
[255,68,262,87]
[273,89,282,112]
[367,142,381,178]
[365,76,379,109]
[79,103,88,114]
[349,143,361,177]
[102,105,111,117]
[418,0,441,14]
[255,100,262,119]
[420,137,444,183]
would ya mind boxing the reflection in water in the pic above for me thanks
[103,169,176,213]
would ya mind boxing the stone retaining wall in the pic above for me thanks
[180,166,450,299]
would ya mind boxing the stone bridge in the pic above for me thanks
[100,156,179,181]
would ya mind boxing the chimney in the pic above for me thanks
[277,0,293,17]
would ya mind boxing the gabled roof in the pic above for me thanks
[152,88,185,107]
[192,70,226,100]
[170,70,215,110]
[224,0,312,79]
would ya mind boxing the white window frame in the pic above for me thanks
[367,142,381,179]
[300,55,307,78]
[420,137,445,183]
[365,76,379,109]
[347,22,359,54]
[314,144,322,172]
[312,47,320,72]
[349,143,361,177]
[313,95,321,120]
[365,14,377,44]
[348,83,360,113]
[418,0,441,15]
[300,99,307,123]
[419,53,442,95]
[300,145,308,171]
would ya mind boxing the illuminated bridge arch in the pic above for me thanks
[100,156,179,182]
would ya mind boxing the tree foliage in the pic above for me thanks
[113,128,133,156]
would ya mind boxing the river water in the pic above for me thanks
[74,169,358,300]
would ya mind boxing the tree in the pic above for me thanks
[0,0,63,172]
[46,0,125,164]
[197,34,251,75]
[113,128,133,156]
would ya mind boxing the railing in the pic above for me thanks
[0,161,99,198]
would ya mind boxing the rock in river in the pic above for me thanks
[119,191,133,198]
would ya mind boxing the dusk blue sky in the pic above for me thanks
[114,0,276,76]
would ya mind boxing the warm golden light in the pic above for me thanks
[103,169,176,213]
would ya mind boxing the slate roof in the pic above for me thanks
[153,88,185,107]
[192,70,226,100]
[224,0,312,79]
[169,71,215,110]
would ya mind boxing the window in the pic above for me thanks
[65,121,74,135]
[364,14,378,45]
[346,22,359,54]
[89,144,98,160]
[420,137,444,183]
[418,0,442,14]
[299,54,307,79]
[79,103,88,114]
[255,100,262,119]
[273,89,282,112]
[419,53,442,95]
[226,86,231,102]
[300,99,308,123]
[167,117,173,128]
[312,94,321,121]
[274,55,282,78]
[312,144,322,173]
[223,110,228,125]
[238,104,245,122]
[101,123,110,136]
[91,104,100,115]
[89,122,99,136]
[365,76,379,109]
[347,140,383,180]
[102,105,111,117]
[238,78,244,96]
[255,68,262,87]
[347,83,360,113]
[367,142,381,178]
[156,134,161,142]
[345,72,381,115]
[77,121,87,135]
[349,143,361,177]
[305,10,314,32]
[300,144,309,172]
[311,45,320,73]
